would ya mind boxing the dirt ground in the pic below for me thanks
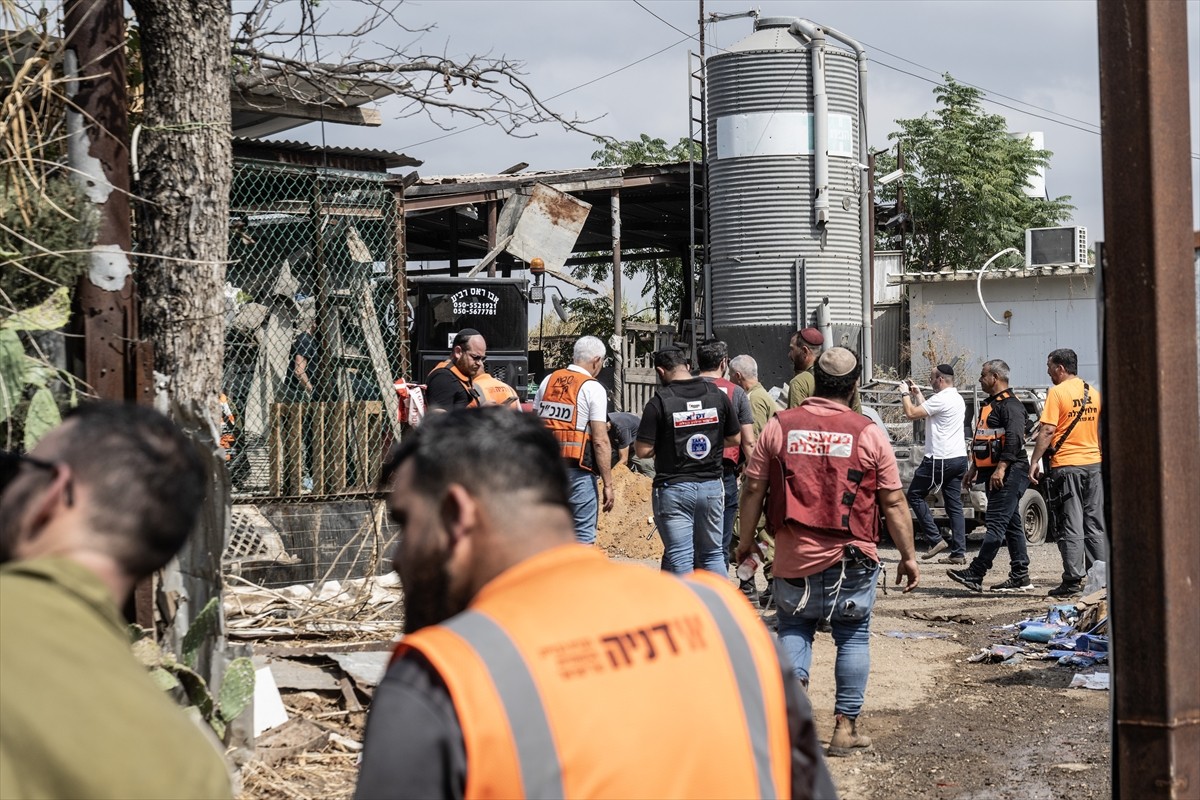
[598,467,1111,799]
[241,467,1111,799]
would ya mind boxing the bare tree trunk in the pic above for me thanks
[129,0,230,418]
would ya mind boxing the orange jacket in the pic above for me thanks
[472,373,520,407]
[537,369,597,470]
[394,546,791,799]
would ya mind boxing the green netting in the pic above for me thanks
[222,159,407,499]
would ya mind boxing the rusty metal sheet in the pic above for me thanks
[505,183,592,272]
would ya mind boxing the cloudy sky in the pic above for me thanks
[271,0,1200,247]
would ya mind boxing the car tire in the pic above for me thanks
[1020,489,1048,545]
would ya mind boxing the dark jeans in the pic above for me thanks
[969,462,1031,581]
[721,468,739,564]
[1054,463,1108,583]
[906,455,970,557]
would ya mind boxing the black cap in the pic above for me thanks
[936,364,954,377]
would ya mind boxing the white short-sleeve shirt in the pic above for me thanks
[534,364,607,428]
[921,387,968,459]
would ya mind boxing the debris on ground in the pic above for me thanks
[883,630,953,640]
[967,593,1110,684]
[902,610,976,625]
[224,574,404,640]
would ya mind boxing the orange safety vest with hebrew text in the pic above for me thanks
[472,373,520,407]
[537,369,598,471]
[394,546,791,800]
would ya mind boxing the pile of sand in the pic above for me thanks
[596,465,663,561]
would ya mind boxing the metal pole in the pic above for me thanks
[64,0,135,403]
[1097,2,1199,797]
[611,189,622,337]
[486,201,498,278]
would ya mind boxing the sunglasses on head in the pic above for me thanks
[0,451,70,505]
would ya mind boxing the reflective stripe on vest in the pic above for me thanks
[443,611,564,798]
[679,581,778,800]
[971,389,1011,468]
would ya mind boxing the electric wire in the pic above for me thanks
[400,33,693,151]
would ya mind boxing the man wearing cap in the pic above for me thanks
[900,365,969,565]
[737,347,919,757]
[426,329,488,412]
[788,329,861,413]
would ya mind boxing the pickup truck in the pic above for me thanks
[863,384,1052,546]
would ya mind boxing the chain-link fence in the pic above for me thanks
[222,159,407,500]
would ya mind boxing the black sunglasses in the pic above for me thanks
[0,450,67,502]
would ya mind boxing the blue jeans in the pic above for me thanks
[653,479,725,575]
[774,556,881,718]
[721,468,740,564]
[907,455,969,557]
[969,462,1031,581]
[565,467,599,545]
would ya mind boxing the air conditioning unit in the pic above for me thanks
[1025,226,1087,267]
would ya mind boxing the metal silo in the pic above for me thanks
[705,17,871,388]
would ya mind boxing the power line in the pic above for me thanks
[400,34,692,151]
[860,39,1102,132]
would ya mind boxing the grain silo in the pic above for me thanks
[705,17,871,388]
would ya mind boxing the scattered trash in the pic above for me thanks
[252,666,289,737]
[1069,672,1110,691]
[1053,763,1093,772]
[902,610,977,625]
[1018,623,1063,643]
[884,631,952,640]
[968,644,1026,663]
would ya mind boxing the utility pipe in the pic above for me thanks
[790,20,829,231]
[818,21,873,379]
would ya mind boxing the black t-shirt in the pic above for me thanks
[425,366,476,411]
[637,377,737,485]
[284,332,320,401]
[979,390,1029,473]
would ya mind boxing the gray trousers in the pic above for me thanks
[1055,463,1108,582]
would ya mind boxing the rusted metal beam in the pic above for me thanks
[64,0,135,401]
[1097,2,1200,798]
[612,189,623,338]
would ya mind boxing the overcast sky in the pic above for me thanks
[271,0,1200,249]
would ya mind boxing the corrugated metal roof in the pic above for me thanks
[892,265,1095,284]
[232,138,421,169]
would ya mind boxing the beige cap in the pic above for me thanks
[818,347,858,377]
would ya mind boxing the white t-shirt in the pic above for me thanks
[921,387,968,459]
[533,364,607,429]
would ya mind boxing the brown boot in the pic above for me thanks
[827,714,872,757]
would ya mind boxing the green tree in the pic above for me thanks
[571,135,700,328]
[878,75,1074,272]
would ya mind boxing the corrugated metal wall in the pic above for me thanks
[706,36,863,331]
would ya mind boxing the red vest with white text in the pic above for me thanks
[766,404,879,542]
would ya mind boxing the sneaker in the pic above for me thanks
[921,539,950,560]
[758,584,774,611]
[738,578,759,605]
[991,576,1035,592]
[947,568,983,593]
[828,714,873,757]
[1048,580,1084,598]
[938,555,967,565]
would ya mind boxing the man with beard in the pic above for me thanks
[425,329,488,411]
[355,409,836,800]
[0,403,232,799]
